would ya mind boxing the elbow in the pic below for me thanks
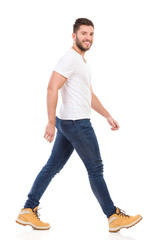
[47,85,52,93]
[47,86,52,95]
[47,83,58,94]
[47,87,58,97]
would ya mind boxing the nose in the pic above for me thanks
[86,33,93,39]
[85,36,92,42]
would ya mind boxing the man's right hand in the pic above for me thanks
[44,122,55,143]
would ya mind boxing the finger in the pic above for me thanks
[44,133,49,140]
[47,135,52,142]
[45,133,51,141]
[44,133,47,139]
[111,126,119,131]
[111,121,117,128]
[50,135,55,142]
[112,121,119,129]
[49,136,54,143]
[44,130,48,138]
[115,122,120,128]
[113,125,119,130]
[113,119,119,127]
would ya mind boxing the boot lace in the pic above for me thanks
[33,208,41,221]
[118,209,130,218]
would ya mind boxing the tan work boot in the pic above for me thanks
[16,206,50,230]
[108,207,142,232]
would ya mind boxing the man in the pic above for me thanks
[16,18,142,232]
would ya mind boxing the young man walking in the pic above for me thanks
[16,18,142,232]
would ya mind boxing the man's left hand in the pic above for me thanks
[106,116,120,131]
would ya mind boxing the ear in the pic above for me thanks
[72,33,76,41]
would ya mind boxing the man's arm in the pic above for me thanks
[91,85,120,131]
[44,71,67,143]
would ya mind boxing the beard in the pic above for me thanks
[76,36,92,52]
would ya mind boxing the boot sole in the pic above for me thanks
[109,216,142,233]
[16,219,50,230]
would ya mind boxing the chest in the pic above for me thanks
[71,58,91,85]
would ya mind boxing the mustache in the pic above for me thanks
[82,40,92,43]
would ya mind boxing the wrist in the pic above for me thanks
[105,113,111,119]
[48,120,55,125]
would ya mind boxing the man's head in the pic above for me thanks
[72,18,94,52]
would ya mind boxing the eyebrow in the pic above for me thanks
[81,31,94,34]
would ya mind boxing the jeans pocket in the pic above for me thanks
[80,119,91,128]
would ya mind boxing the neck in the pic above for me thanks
[72,45,85,57]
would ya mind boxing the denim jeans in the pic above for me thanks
[24,116,116,218]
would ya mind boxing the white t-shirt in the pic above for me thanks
[54,48,92,120]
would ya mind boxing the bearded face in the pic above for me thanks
[73,25,94,52]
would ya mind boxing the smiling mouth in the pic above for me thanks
[83,41,91,45]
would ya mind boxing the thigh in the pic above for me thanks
[72,120,102,168]
[46,130,74,169]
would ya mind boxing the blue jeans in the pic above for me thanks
[24,117,116,218]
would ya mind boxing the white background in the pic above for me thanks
[0,0,160,239]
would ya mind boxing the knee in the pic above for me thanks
[41,161,61,177]
[87,160,104,179]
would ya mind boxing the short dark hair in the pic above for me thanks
[73,18,94,33]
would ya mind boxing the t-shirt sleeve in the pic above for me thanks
[54,53,73,79]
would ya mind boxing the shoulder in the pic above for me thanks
[54,49,75,78]
[57,49,75,64]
